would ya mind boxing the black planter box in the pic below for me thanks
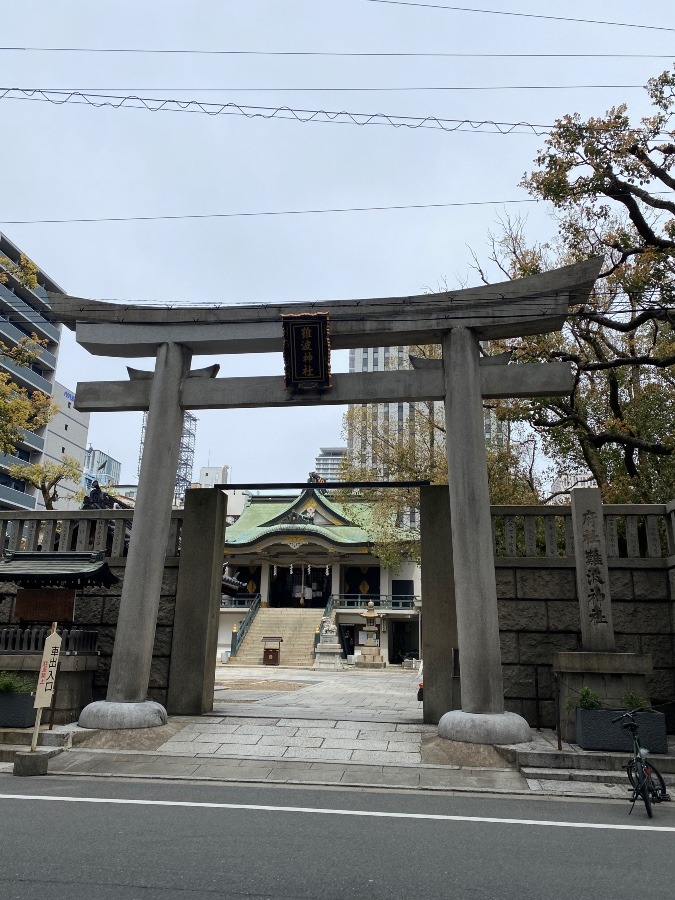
[576,708,668,753]
[0,693,36,728]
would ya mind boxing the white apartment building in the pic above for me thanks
[314,447,347,481]
[0,233,64,510]
[199,465,228,489]
[42,383,90,510]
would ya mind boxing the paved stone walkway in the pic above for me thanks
[151,666,428,765]
[5,666,672,801]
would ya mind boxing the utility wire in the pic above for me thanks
[0,198,542,226]
[27,84,649,94]
[0,47,671,59]
[0,88,555,134]
[364,0,675,32]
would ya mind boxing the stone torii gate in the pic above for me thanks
[51,257,602,743]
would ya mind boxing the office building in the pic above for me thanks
[83,446,122,491]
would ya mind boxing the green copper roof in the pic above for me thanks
[224,489,375,548]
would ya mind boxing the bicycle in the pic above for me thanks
[612,710,671,818]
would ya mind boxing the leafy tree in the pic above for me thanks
[0,253,38,291]
[7,456,81,510]
[472,68,675,502]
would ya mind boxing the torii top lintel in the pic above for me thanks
[48,258,602,358]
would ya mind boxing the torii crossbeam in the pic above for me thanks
[51,257,603,741]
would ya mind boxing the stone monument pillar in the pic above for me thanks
[554,487,653,740]
[571,488,616,651]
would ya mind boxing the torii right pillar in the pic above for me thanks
[439,326,531,744]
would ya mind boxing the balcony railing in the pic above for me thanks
[331,594,419,610]
[0,483,36,510]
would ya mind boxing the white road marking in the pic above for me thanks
[0,793,673,832]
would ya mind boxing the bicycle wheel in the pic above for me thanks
[646,762,669,802]
[628,760,669,802]
[636,760,653,818]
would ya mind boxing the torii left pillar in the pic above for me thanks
[79,342,192,729]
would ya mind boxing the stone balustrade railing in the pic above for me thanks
[0,625,99,654]
[491,503,673,560]
[0,509,184,559]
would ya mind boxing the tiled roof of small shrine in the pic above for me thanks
[0,551,119,588]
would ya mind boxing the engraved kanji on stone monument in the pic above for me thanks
[571,488,616,651]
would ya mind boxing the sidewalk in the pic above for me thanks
[2,666,672,800]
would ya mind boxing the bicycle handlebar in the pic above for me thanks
[611,709,645,725]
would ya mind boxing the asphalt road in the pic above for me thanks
[1,775,674,900]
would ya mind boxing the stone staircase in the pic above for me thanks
[496,737,675,789]
[228,607,324,667]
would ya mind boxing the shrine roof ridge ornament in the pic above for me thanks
[47,257,603,358]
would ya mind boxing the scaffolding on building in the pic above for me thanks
[137,411,198,505]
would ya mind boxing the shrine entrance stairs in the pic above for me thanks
[228,608,325,667]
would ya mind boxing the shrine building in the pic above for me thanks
[221,486,420,665]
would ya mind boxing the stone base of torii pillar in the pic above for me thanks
[438,710,531,744]
[79,700,168,730]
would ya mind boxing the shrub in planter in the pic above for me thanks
[0,672,36,728]
[570,689,668,754]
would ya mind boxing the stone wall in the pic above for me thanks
[497,561,674,727]
[0,561,179,709]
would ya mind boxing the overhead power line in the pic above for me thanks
[27,84,649,94]
[0,47,671,59]
[0,88,554,134]
[363,0,675,32]
[4,190,673,228]
[0,197,542,226]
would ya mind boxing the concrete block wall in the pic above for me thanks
[0,562,179,709]
[497,562,675,727]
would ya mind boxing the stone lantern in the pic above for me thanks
[355,600,386,669]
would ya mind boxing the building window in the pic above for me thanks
[361,349,369,370]
[0,471,26,493]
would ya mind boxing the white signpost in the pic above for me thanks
[30,623,61,752]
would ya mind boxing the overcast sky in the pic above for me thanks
[1,2,672,485]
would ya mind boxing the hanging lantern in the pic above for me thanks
[290,564,293,575]
[325,565,330,576]
[273,565,277,576]
[307,564,311,575]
